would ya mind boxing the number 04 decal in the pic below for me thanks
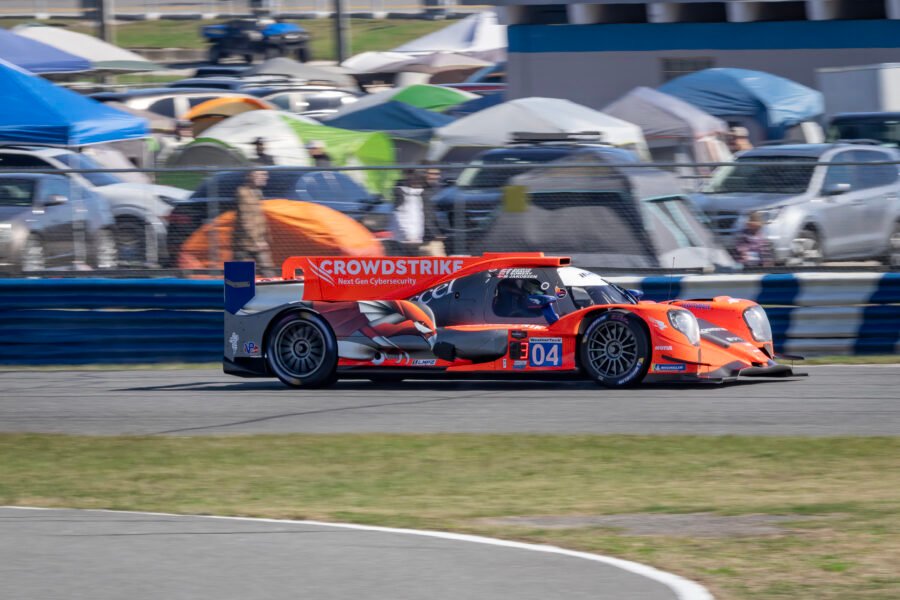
[529,338,563,367]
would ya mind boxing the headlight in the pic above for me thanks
[743,305,772,342]
[755,207,783,224]
[667,309,700,346]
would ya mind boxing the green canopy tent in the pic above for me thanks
[328,84,476,123]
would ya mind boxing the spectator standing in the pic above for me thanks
[727,126,753,154]
[389,169,427,256]
[306,140,332,168]
[233,170,275,276]
[734,211,775,268]
[253,137,275,166]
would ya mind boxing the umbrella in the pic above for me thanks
[177,199,384,269]
[14,24,163,72]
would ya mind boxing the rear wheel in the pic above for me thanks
[266,312,337,388]
[296,46,310,62]
[93,228,117,270]
[114,218,147,266]
[579,311,650,388]
[883,221,900,267]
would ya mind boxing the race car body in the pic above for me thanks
[224,253,798,388]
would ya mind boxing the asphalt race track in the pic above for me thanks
[0,507,694,600]
[1,365,898,436]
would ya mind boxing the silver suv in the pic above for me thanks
[693,143,900,266]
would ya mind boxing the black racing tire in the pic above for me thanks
[266,312,338,389]
[579,311,650,388]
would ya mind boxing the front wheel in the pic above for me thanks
[266,312,338,388]
[94,228,118,270]
[883,221,900,268]
[579,311,650,388]
[20,234,45,273]
[788,228,823,267]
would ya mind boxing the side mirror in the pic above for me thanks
[527,294,559,324]
[44,194,68,206]
[627,289,645,301]
[822,182,851,196]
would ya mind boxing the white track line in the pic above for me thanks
[5,506,713,600]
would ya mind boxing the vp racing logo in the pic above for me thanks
[309,258,466,286]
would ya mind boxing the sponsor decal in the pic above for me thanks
[497,268,537,279]
[680,302,711,310]
[654,363,687,372]
[243,341,260,355]
[555,287,568,299]
[726,336,744,343]
[502,358,507,368]
[409,280,456,304]
[610,312,629,322]
[513,360,527,369]
[311,258,465,287]
[654,345,673,351]
[649,318,667,331]
[412,358,437,366]
[229,332,239,354]
[529,338,563,367]
[701,327,727,334]
[540,281,551,291]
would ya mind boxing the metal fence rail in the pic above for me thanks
[0,272,896,365]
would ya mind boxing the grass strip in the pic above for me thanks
[1,433,898,599]
[0,18,449,60]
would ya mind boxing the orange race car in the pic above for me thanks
[223,253,800,388]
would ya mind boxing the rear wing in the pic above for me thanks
[281,253,570,301]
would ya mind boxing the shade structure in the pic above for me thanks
[342,51,414,74]
[445,92,504,117]
[0,28,90,74]
[428,97,648,161]
[0,59,148,146]
[14,24,162,72]
[177,199,384,269]
[329,84,477,122]
[363,52,493,75]
[193,110,396,195]
[322,101,454,141]
[184,96,276,136]
[392,11,506,62]
[659,68,824,139]
[244,57,357,89]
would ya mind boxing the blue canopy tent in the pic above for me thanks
[659,68,823,140]
[445,92,504,118]
[322,101,454,142]
[0,28,90,74]
[0,60,148,146]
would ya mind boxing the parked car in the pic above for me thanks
[0,146,189,266]
[165,170,390,265]
[202,18,310,64]
[167,77,360,115]
[693,143,900,266]
[432,141,639,247]
[827,112,900,147]
[91,88,260,119]
[0,174,116,273]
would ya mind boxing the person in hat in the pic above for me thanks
[306,140,332,168]
[734,211,774,268]
[253,137,275,166]
[727,126,753,154]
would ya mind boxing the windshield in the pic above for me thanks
[0,179,35,207]
[557,267,635,306]
[828,118,900,147]
[456,151,566,188]
[55,154,122,187]
[705,156,816,194]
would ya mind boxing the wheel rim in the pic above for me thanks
[790,232,822,266]
[96,231,117,269]
[587,320,639,378]
[273,320,327,378]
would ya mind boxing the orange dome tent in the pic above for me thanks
[184,96,275,136]
[178,199,384,269]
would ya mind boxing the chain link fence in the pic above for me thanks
[0,159,898,278]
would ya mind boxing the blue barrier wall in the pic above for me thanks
[0,274,898,364]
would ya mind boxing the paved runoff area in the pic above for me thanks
[0,507,701,600]
[0,365,897,436]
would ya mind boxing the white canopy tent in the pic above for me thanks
[14,24,163,72]
[428,97,649,161]
[199,110,320,165]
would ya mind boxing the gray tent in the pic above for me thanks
[244,57,358,90]
[481,151,736,271]
[604,87,732,175]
